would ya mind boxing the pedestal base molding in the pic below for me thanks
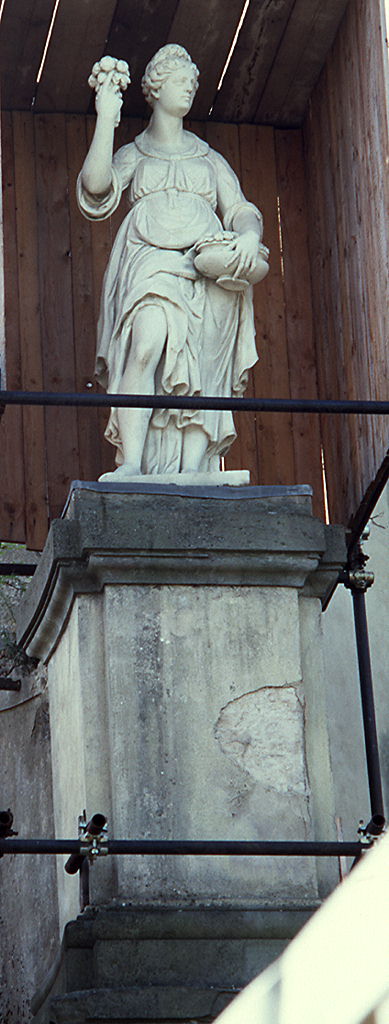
[33,905,316,1023]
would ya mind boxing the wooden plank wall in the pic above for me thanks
[0,112,325,548]
[304,0,389,528]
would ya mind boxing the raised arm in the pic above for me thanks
[81,72,123,196]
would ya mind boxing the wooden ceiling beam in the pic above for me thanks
[254,0,350,126]
[211,0,296,124]
[0,0,56,110]
[0,0,353,124]
[34,0,119,112]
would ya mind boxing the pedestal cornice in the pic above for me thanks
[17,484,346,662]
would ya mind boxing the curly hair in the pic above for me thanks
[141,44,199,107]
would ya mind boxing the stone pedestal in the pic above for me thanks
[17,482,346,1022]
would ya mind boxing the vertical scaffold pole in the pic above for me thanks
[345,540,385,820]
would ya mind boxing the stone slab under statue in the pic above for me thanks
[94,469,250,486]
[78,45,269,483]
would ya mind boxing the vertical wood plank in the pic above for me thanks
[85,117,114,325]
[332,8,375,511]
[66,114,102,482]
[35,114,79,521]
[353,0,388,472]
[275,129,324,520]
[13,112,48,548]
[205,121,259,478]
[304,0,389,527]
[305,68,352,525]
[325,55,358,522]
[0,110,5,386]
[239,124,296,487]
[0,112,26,542]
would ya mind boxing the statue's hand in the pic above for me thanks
[95,72,123,126]
[225,230,260,277]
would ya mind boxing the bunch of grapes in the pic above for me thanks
[88,56,131,92]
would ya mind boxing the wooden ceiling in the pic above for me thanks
[0,0,350,125]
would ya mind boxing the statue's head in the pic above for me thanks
[141,44,199,110]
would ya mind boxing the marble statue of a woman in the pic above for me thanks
[78,44,268,479]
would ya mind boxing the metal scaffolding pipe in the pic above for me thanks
[0,838,368,857]
[0,563,36,576]
[0,678,21,691]
[352,589,385,818]
[1,390,389,414]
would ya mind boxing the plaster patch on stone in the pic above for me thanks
[214,683,309,796]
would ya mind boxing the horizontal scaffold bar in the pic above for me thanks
[0,838,368,857]
[1,391,389,415]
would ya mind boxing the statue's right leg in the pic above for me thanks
[116,305,167,474]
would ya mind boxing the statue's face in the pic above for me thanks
[156,66,197,116]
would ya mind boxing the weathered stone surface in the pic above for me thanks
[299,596,339,898]
[47,579,320,931]
[0,684,59,1024]
[215,684,308,795]
[93,936,284,988]
[48,595,116,927]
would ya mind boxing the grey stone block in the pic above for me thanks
[43,987,236,1023]
[32,904,314,1023]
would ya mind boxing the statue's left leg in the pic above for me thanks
[181,425,209,472]
[116,305,167,472]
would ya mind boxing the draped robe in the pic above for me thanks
[77,130,262,472]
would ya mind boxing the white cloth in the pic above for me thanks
[77,130,261,472]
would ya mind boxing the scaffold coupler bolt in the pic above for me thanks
[357,814,386,847]
[0,809,17,856]
[79,811,109,862]
[345,567,375,592]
